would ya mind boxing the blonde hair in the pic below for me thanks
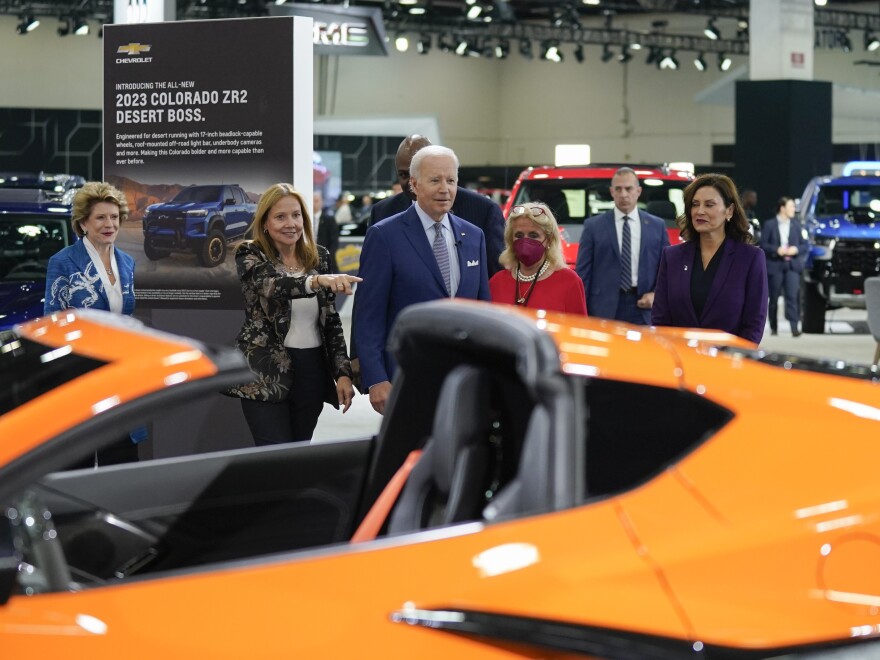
[71,181,129,237]
[499,202,565,270]
[247,183,318,271]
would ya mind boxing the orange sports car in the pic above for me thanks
[1,303,880,658]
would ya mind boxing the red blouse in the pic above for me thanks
[489,267,587,315]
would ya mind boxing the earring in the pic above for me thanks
[263,227,268,234]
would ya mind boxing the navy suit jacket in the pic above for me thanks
[44,238,136,315]
[651,239,768,345]
[759,218,810,275]
[355,205,490,388]
[575,209,669,324]
[370,187,505,276]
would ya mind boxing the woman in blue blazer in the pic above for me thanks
[45,181,135,316]
[44,181,139,465]
[652,173,768,345]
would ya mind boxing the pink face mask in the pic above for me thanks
[513,237,546,267]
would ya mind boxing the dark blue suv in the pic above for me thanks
[799,162,880,333]
[142,184,256,267]
[0,189,72,329]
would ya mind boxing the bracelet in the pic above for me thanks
[310,274,320,290]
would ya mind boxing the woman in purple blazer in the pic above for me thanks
[652,173,768,345]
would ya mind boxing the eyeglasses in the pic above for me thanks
[510,205,548,218]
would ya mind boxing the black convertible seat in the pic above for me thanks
[482,405,552,522]
[387,365,493,534]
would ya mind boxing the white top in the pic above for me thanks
[83,236,123,314]
[614,208,641,289]
[283,269,321,349]
[777,217,791,247]
[415,204,461,296]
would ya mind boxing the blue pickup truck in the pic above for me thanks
[0,189,72,329]
[799,161,880,333]
[142,184,256,267]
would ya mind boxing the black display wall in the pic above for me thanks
[735,80,832,221]
[314,133,404,194]
[0,108,103,179]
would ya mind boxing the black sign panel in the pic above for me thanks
[270,3,388,56]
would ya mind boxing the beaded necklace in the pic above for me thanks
[514,259,549,305]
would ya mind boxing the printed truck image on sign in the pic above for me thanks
[142,184,255,267]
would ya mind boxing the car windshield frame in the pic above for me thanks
[171,186,223,203]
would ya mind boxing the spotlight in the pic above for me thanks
[866,31,880,52]
[395,34,409,52]
[542,41,562,63]
[417,34,431,54]
[659,51,679,70]
[694,53,706,71]
[704,18,720,40]
[600,44,614,63]
[74,17,89,36]
[618,45,632,63]
[438,36,454,53]
[466,4,482,20]
[840,30,853,53]
[737,19,749,39]
[519,38,533,60]
[718,53,732,71]
[494,39,510,59]
[574,44,584,63]
[56,16,70,37]
[645,46,661,66]
[17,13,39,34]
[455,38,468,56]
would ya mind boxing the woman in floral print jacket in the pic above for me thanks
[226,183,361,445]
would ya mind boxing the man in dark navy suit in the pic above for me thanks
[370,135,505,276]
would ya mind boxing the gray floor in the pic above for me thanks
[311,302,878,443]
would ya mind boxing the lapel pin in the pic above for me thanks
[684,265,688,271]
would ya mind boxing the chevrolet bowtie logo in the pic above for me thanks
[117,43,151,55]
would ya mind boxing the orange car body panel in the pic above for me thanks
[0,311,218,467]
[2,305,880,655]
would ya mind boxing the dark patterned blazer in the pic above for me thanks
[226,241,352,404]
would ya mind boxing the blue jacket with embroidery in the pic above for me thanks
[44,238,136,315]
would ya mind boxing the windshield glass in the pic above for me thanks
[172,186,222,203]
[814,184,880,218]
[511,178,688,243]
[0,215,71,282]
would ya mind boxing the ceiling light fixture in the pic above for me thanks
[718,53,732,71]
[466,4,482,20]
[694,53,706,71]
[74,17,89,36]
[600,44,613,62]
[542,41,563,63]
[704,18,720,40]
[417,34,431,54]
[618,45,632,63]
[495,39,509,59]
[574,44,584,63]
[17,12,39,34]
[519,38,533,60]
[659,50,679,70]
[56,15,70,37]
[866,31,880,52]
[395,34,409,52]
[455,38,468,56]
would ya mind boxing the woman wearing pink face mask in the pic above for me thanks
[489,202,586,314]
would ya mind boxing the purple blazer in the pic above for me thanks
[651,239,768,345]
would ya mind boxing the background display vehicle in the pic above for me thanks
[799,162,880,333]
[141,184,256,267]
[2,303,880,657]
[0,189,72,329]
[502,164,694,266]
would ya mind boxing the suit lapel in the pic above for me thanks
[449,214,468,281]
[678,241,700,324]
[603,212,620,258]
[400,207,447,291]
[701,239,737,320]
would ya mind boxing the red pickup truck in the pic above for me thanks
[502,164,694,267]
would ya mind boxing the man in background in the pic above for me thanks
[370,135,505,276]
[575,167,669,325]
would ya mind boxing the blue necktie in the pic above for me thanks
[433,223,451,296]
[620,216,632,292]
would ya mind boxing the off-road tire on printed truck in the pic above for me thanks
[143,240,170,262]
[198,227,227,268]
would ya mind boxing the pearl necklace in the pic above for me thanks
[276,259,302,275]
[516,260,550,282]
